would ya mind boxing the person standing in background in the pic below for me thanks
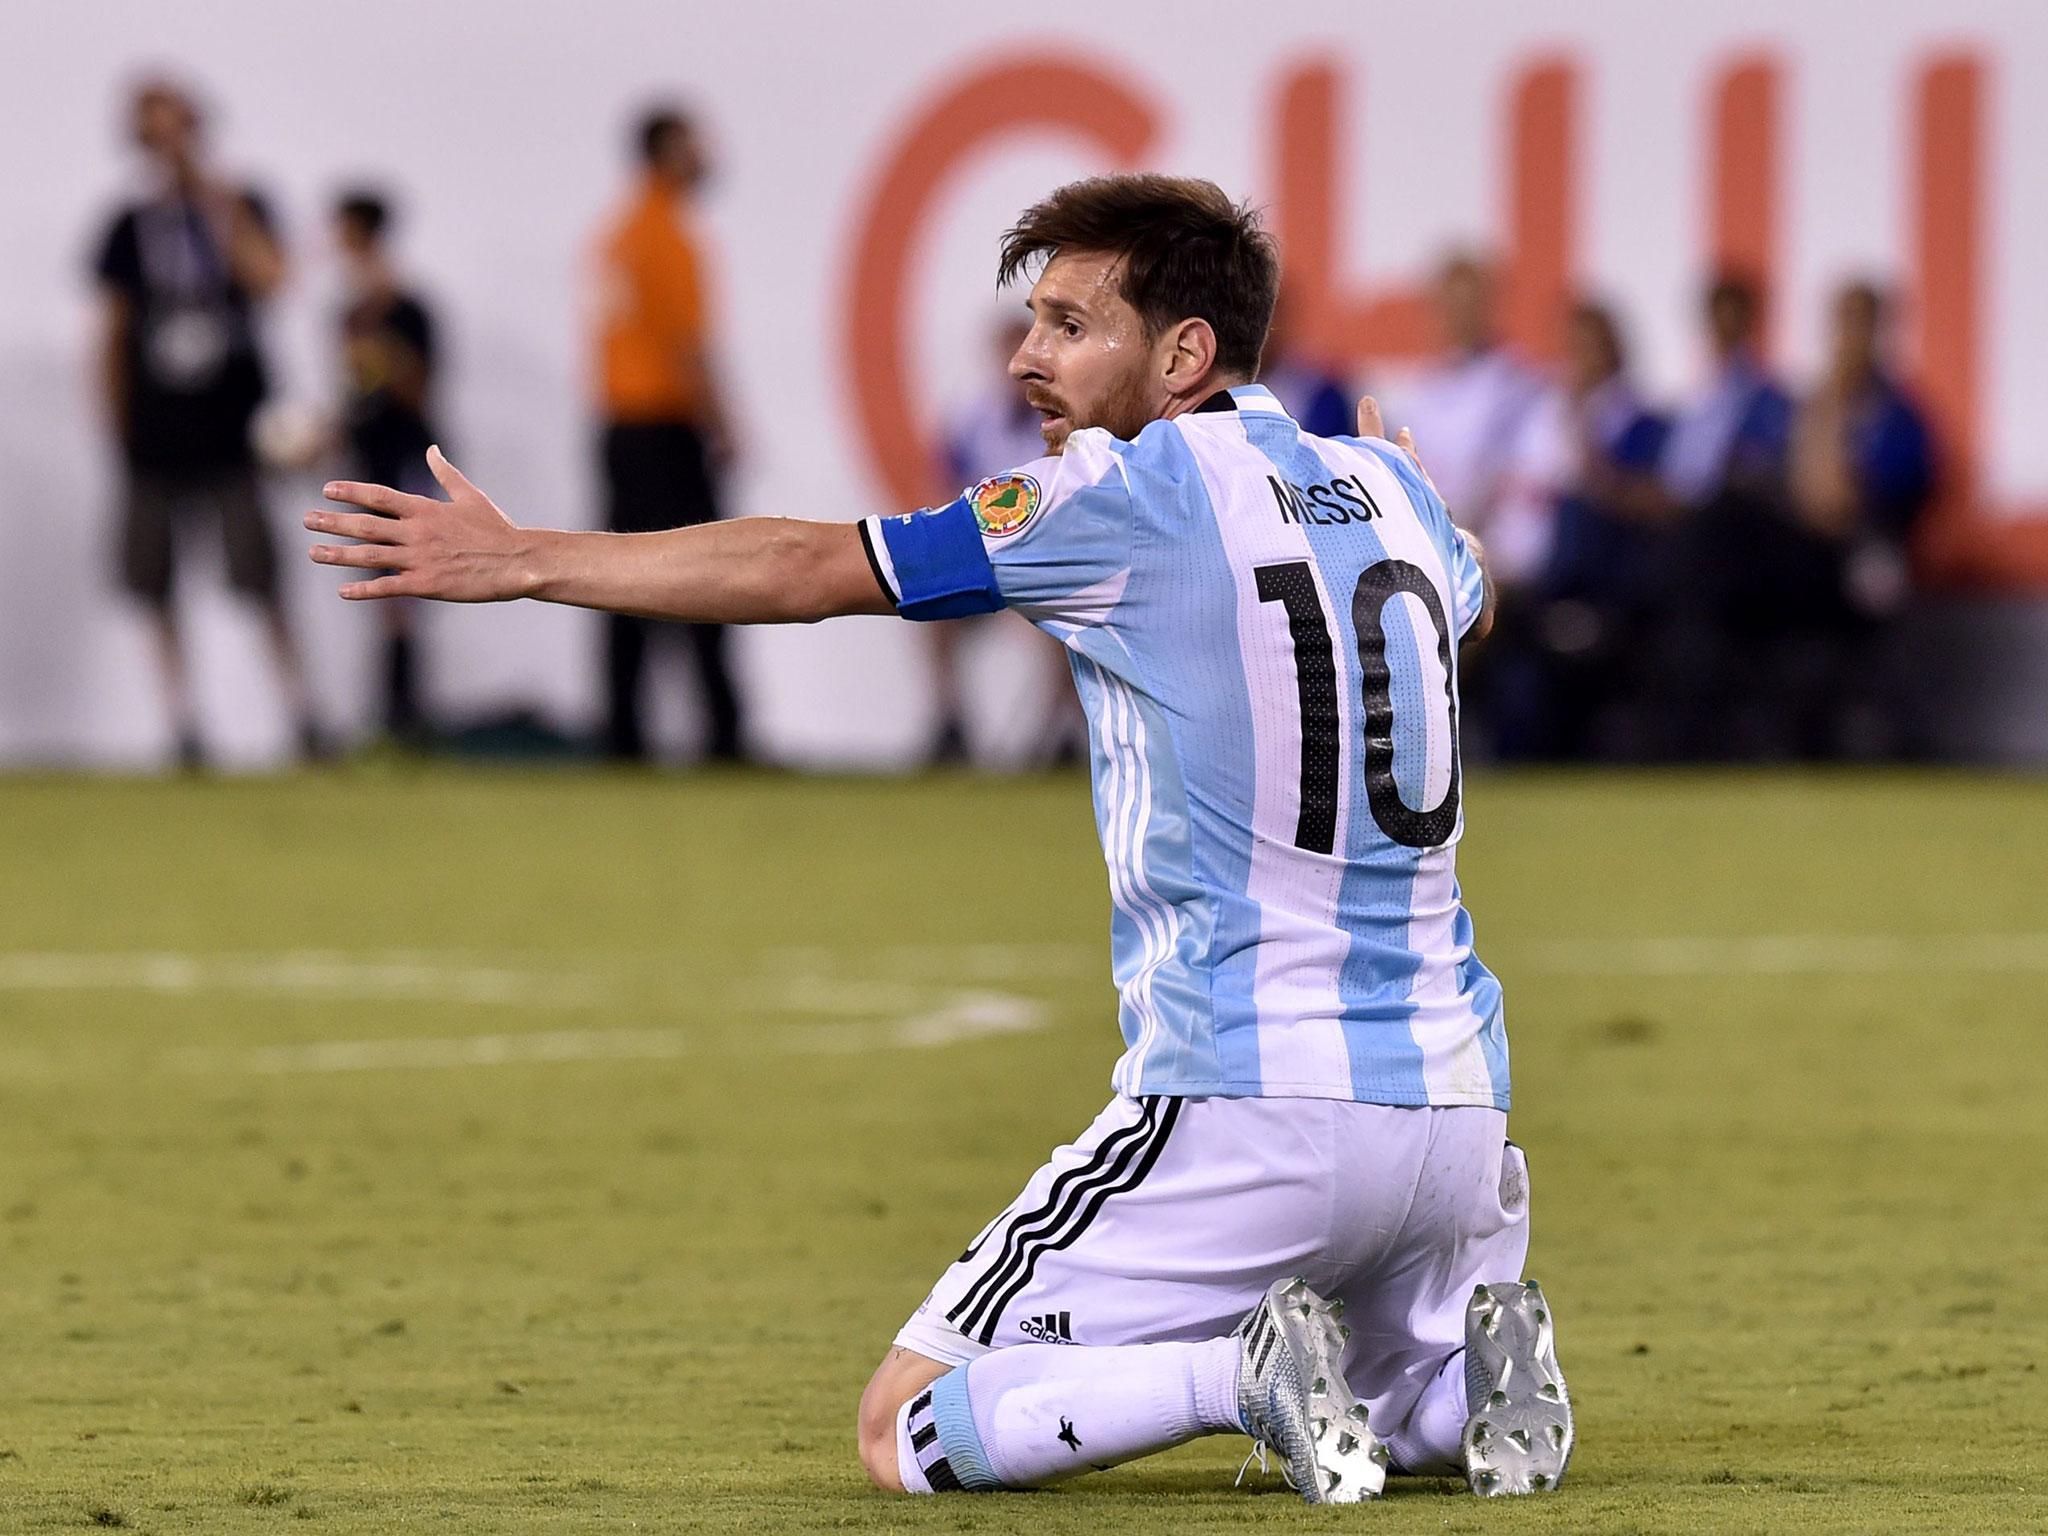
[93,76,322,770]
[1259,288,1353,441]
[591,105,744,764]
[1511,302,1670,759]
[1787,280,1936,756]
[1658,275,1792,521]
[1393,254,1546,574]
[1391,252,1544,756]
[1651,274,1798,758]
[335,190,439,747]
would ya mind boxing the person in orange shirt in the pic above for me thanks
[592,105,743,763]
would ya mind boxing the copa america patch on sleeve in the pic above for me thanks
[970,472,1041,538]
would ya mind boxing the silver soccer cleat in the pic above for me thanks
[1462,1279,1574,1496]
[1235,1277,1389,1504]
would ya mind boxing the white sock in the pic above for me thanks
[1383,1349,1469,1475]
[893,1392,937,1493]
[907,1338,1241,1490]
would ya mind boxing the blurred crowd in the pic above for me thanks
[90,76,1937,772]
[91,76,742,771]
[1353,258,1935,763]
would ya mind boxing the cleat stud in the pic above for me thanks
[1531,1474,1550,1490]
[1348,1403,1370,1423]
[1489,1390,1508,1408]
[1550,1424,1566,1447]
[1337,1323,1352,1340]
[1329,1298,1345,1317]
[1327,1469,1341,1490]
[1534,1309,1548,1324]
[1538,1382,1562,1402]
[1337,1432,1359,1456]
[1372,1444,1390,1466]
[1312,1376,1327,1394]
[1473,1283,1491,1300]
[1508,1429,1532,1451]
[1524,1278,1539,1291]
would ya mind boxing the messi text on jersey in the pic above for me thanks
[1268,473,1384,527]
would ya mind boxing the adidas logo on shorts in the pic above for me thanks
[1017,1310,1078,1344]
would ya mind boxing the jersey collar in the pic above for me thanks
[1193,382,1292,417]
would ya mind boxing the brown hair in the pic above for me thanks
[998,174,1279,377]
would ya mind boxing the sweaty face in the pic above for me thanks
[1008,250,1162,452]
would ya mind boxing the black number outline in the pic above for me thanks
[1353,560,1461,848]
[1255,557,1461,852]
[1252,562,1340,854]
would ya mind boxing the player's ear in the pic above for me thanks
[1161,317,1218,395]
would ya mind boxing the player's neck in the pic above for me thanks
[1158,372,1252,422]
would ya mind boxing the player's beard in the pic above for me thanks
[1036,363,1155,454]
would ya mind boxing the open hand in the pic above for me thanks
[306,447,539,602]
[1355,395,1438,496]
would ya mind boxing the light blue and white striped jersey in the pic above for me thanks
[859,383,1507,1109]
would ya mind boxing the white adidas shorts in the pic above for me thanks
[895,1093,1529,1452]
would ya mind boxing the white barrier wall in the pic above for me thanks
[1,0,2042,767]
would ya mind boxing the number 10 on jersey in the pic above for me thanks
[1255,559,1462,853]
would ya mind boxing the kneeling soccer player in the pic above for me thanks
[306,173,1572,1503]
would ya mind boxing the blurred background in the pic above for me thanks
[1,0,2044,772]
[5,7,2047,1528]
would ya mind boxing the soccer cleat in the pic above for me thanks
[1461,1279,1574,1496]
[1235,1277,1389,1504]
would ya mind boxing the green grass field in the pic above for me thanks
[2,768,2045,1534]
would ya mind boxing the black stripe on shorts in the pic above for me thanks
[973,1095,1183,1342]
[952,1095,1181,1345]
[947,1097,1160,1335]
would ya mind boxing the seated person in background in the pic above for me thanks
[1787,279,1936,756]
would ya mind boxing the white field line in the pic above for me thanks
[762,942,1097,981]
[0,950,601,1007]
[0,948,1068,1078]
[785,989,1050,1053]
[177,990,1050,1076]
[224,1027,693,1074]
[0,943,1096,1005]
[1513,933,2048,976]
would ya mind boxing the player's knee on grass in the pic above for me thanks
[857,1347,949,1492]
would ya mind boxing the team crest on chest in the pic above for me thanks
[970,472,1041,537]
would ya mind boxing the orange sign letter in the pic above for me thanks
[842,57,1159,509]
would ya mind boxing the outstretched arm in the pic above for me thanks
[306,448,893,624]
